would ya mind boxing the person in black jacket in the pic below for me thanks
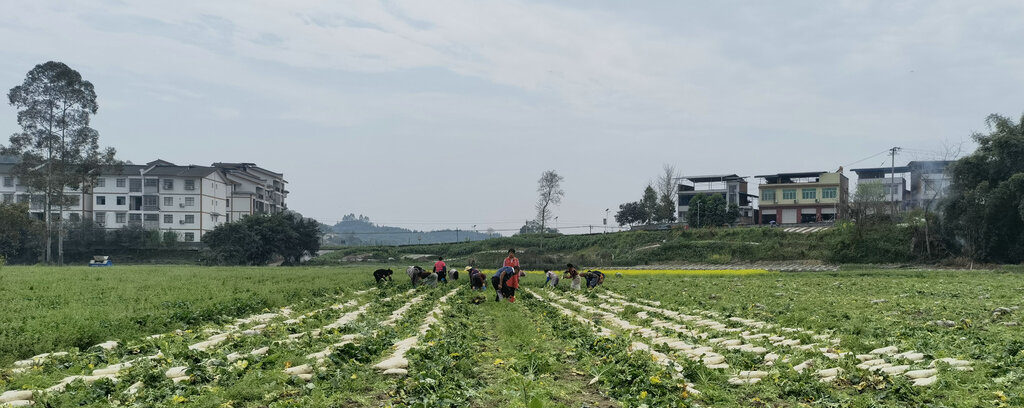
[373,268,393,283]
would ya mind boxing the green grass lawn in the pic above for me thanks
[0,265,375,366]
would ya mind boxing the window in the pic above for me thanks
[184,179,195,191]
[184,215,195,224]
[144,214,158,222]
[822,188,837,199]
[184,232,195,242]
[761,190,776,201]
[2,193,12,203]
[67,196,80,206]
[129,178,142,192]
[782,189,796,200]
[144,178,158,188]
[95,212,106,224]
[128,213,141,223]
[185,197,195,207]
[163,196,173,206]
[96,178,105,187]
[116,178,126,188]
[116,196,126,206]
[163,179,174,190]
[143,195,158,207]
[69,213,80,222]
[96,195,106,205]
[2,176,12,187]
[802,188,817,200]
[115,212,126,223]
[164,214,173,224]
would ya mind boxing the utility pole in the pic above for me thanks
[889,146,901,216]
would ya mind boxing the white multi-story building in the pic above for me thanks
[0,158,287,242]
[214,162,288,222]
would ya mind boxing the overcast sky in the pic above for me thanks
[2,1,1023,234]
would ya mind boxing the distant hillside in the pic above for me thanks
[326,215,490,246]
[310,227,844,269]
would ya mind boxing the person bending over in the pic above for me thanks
[564,263,581,290]
[544,269,559,288]
[583,270,605,289]
[373,268,393,283]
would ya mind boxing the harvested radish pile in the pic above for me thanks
[1,267,1022,407]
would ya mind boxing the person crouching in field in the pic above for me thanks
[564,263,581,290]
[499,266,524,303]
[544,269,559,288]
[407,266,431,288]
[434,257,448,284]
[374,268,394,284]
[468,266,485,290]
[582,270,605,289]
[491,268,507,301]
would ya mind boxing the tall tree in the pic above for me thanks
[3,61,116,265]
[535,170,565,232]
[640,185,658,224]
[654,164,678,223]
[944,113,1024,263]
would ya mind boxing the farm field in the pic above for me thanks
[0,267,1022,407]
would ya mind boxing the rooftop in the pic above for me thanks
[850,166,911,176]
[680,174,746,183]
[755,171,827,179]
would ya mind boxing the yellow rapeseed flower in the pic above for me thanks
[639,391,648,399]
[650,376,661,384]
[609,269,772,276]
[172,395,187,404]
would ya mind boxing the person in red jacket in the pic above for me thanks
[433,256,448,284]
[498,249,524,302]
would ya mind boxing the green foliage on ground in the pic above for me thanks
[608,269,1024,407]
[0,265,369,366]
[2,267,1022,406]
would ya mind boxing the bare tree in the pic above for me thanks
[535,170,564,232]
[653,164,679,223]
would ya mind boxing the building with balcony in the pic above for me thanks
[213,162,289,221]
[0,158,287,242]
[850,161,954,212]
[676,174,757,225]
[851,166,910,212]
[756,170,849,224]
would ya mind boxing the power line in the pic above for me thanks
[843,149,891,168]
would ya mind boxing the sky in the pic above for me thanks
[2,1,1023,234]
